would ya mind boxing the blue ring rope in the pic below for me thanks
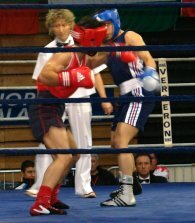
[1,147,195,156]
[0,45,195,54]
[0,3,195,9]
[1,95,195,106]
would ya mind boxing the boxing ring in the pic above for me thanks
[1,1,195,222]
[0,184,195,223]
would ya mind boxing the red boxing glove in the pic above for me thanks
[116,51,137,63]
[111,42,137,63]
[58,66,94,89]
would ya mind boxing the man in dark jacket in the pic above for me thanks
[63,154,118,187]
[91,154,118,186]
[135,154,168,184]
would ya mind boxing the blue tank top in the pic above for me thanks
[107,31,144,86]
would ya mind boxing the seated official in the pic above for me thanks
[91,154,118,186]
[15,160,35,190]
[63,154,118,187]
[135,154,168,184]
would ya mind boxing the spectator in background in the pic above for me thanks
[15,160,35,190]
[135,154,168,184]
[63,154,118,187]
[90,154,118,186]
[150,153,169,180]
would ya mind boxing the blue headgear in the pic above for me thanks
[94,9,121,40]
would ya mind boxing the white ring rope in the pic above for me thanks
[0,60,37,64]
[95,142,195,148]
[1,113,195,122]
[1,82,195,90]
[104,83,195,88]
[158,58,195,62]
[1,142,195,150]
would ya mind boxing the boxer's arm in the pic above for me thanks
[38,52,71,86]
[87,51,108,69]
[95,73,113,115]
[124,31,156,69]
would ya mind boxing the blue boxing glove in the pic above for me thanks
[139,66,160,92]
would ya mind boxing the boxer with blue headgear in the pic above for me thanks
[92,8,160,208]
[94,8,121,41]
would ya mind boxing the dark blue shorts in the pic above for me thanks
[111,89,155,132]
[28,91,65,142]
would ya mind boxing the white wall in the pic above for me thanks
[166,164,195,182]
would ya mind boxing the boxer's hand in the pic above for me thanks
[139,66,160,92]
[101,102,113,115]
[58,66,94,89]
[110,42,137,63]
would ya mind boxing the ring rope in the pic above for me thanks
[0,2,195,9]
[106,83,195,87]
[1,113,195,122]
[95,143,195,148]
[1,45,195,54]
[1,147,195,155]
[1,57,195,64]
[1,82,195,89]
[1,95,195,106]
[2,143,195,151]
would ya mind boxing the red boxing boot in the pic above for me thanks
[29,185,66,216]
[51,184,70,209]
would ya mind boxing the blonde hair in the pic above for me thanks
[45,9,75,36]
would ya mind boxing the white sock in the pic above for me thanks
[121,175,133,185]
